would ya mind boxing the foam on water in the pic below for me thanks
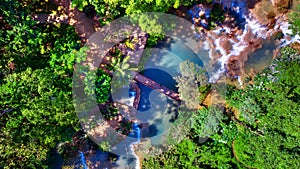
[281,22,293,34]
[237,76,243,86]
[245,17,268,38]
[205,0,265,82]
[208,21,250,83]
[128,144,140,169]
[128,122,141,169]
[212,27,231,34]
[279,21,300,46]
[203,40,210,51]
[79,151,88,169]
[203,0,299,82]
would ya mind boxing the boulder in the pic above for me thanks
[290,42,300,53]
[272,0,292,11]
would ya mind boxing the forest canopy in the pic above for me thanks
[1,0,299,168]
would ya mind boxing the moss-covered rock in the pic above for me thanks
[271,31,284,40]
[272,0,293,12]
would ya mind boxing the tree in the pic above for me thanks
[289,5,300,36]
[174,60,208,109]
[71,0,199,45]
[0,0,49,76]
[142,139,202,169]
[0,1,82,167]
[233,128,300,168]
[0,68,79,168]
[208,3,226,29]
[190,106,224,139]
[94,69,112,104]
[111,55,138,92]
[0,0,81,78]
[71,0,198,19]
[197,141,239,169]
[226,47,300,168]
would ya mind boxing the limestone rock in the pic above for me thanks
[272,0,292,11]
[290,42,300,53]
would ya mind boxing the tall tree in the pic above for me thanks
[0,68,79,168]
[227,47,300,168]
[174,60,208,110]
[0,1,81,167]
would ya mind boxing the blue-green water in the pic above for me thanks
[137,69,176,113]
[113,38,279,168]
[245,40,277,73]
[143,38,206,77]
[134,37,208,140]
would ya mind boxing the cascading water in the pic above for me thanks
[203,0,261,82]
[129,89,136,107]
[190,0,299,83]
[116,87,140,169]
[132,123,141,143]
[237,75,243,86]
[79,151,88,169]
[113,121,141,169]
[278,21,300,47]
[125,122,141,169]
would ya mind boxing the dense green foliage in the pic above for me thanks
[111,55,138,92]
[190,106,223,138]
[208,4,226,29]
[72,0,198,18]
[227,47,300,168]
[0,68,79,168]
[70,0,211,45]
[94,69,112,104]
[1,0,300,168]
[143,107,239,169]
[289,5,300,35]
[143,139,202,168]
[0,1,81,168]
[143,47,300,168]
[174,60,208,109]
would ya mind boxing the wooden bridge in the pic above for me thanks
[133,73,181,101]
[99,66,181,102]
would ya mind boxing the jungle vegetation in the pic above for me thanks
[0,0,299,168]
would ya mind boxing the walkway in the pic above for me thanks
[133,73,180,101]
[33,0,180,102]
[33,0,100,43]
[101,68,181,102]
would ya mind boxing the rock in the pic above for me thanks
[271,0,292,12]
[290,42,300,53]
[250,0,280,25]
[219,37,233,55]
[226,57,242,77]
[271,31,284,40]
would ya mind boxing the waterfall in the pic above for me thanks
[79,151,88,169]
[114,114,141,168]
[133,123,140,143]
[116,88,141,169]
[237,76,243,86]
[205,0,265,82]
[279,21,300,47]
[128,122,141,169]
[207,22,249,83]
[192,0,299,83]
[129,91,136,107]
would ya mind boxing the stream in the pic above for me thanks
[70,1,300,168]
[111,36,204,168]
[245,40,278,73]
